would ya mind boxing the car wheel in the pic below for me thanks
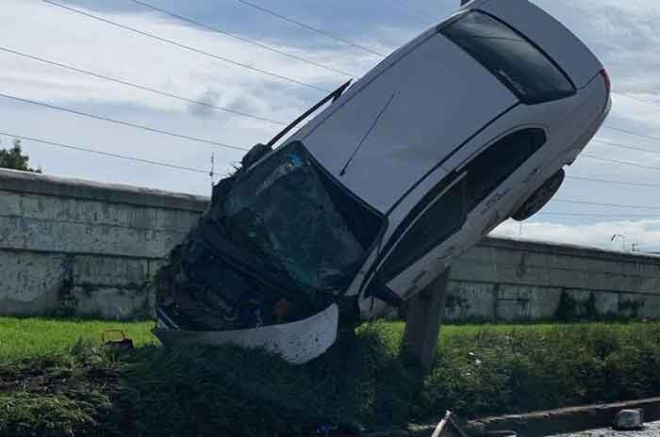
[511,169,565,221]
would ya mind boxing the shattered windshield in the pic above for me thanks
[223,141,384,294]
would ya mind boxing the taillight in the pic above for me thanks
[600,69,611,95]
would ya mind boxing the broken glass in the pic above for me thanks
[156,141,384,331]
[223,141,379,293]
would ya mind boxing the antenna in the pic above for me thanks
[266,80,352,148]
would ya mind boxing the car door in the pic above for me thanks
[364,128,547,310]
[460,127,547,234]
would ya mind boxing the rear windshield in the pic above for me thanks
[441,11,575,104]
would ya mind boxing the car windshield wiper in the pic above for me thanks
[265,79,352,148]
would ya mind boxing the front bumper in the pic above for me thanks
[154,303,339,365]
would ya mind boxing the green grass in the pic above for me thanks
[2,318,660,436]
[0,317,157,359]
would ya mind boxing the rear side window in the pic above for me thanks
[464,128,546,209]
[441,12,575,104]
[380,177,467,280]
[380,128,545,280]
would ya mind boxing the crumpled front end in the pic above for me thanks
[153,142,380,363]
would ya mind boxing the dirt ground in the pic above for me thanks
[0,363,117,395]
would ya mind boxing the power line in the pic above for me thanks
[234,0,387,57]
[0,46,286,126]
[6,101,659,189]
[387,0,438,23]
[602,125,660,144]
[42,0,331,93]
[613,90,660,106]
[582,153,660,172]
[592,138,660,156]
[0,130,207,174]
[538,212,658,218]
[553,198,660,211]
[566,175,660,188]
[0,92,249,152]
[129,0,358,78]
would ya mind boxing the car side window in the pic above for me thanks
[379,128,545,281]
[380,176,468,280]
[464,128,546,209]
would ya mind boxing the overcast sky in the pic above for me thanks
[1,0,660,252]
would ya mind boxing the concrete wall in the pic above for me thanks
[445,238,660,322]
[1,168,659,321]
[0,169,205,319]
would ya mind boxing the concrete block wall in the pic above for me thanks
[0,169,205,319]
[445,238,660,322]
[1,168,659,321]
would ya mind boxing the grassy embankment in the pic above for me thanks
[2,317,660,436]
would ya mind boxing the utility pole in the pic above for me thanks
[611,234,626,251]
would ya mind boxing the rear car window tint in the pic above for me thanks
[441,11,575,104]
[464,128,546,209]
[381,177,467,279]
[380,128,545,280]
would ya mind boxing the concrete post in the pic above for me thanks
[402,268,451,371]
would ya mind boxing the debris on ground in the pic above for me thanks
[612,409,644,431]
[100,329,134,352]
[431,411,471,437]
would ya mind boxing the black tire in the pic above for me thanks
[511,169,565,221]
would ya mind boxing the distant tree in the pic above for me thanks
[0,139,41,173]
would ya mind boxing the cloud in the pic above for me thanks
[492,218,660,252]
[0,0,381,123]
[0,0,410,195]
[534,0,660,103]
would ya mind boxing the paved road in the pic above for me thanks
[552,420,660,436]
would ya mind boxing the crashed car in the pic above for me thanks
[154,0,611,363]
